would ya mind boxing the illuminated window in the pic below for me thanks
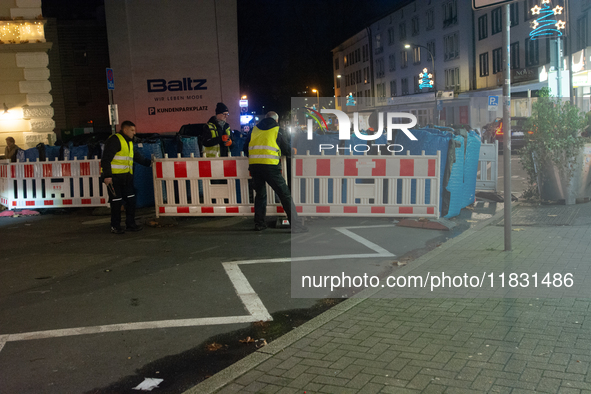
[479,52,489,77]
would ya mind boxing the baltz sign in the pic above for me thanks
[308,109,418,154]
[147,78,207,92]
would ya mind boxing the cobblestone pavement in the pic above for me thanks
[185,202,591,394]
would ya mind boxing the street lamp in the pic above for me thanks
[312,89,320,109]
[405,43,437,124]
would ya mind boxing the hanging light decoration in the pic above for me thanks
[529,0,565,40]
[418,68,434,89]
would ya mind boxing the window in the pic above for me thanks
[426,8,434,30]
[479,52,489,77]
[412,16,419,36]
[389,53,396,71]
[399,22,406,40]
[388,27,395,45]
[401,50,408,68]
[344,55,348,67]
[426,41,435,61]
[390,80,397,97]
[577,16,588,51]
[445,67,460,90]
[413,46,421,64]
[357,70,361,84]
[362,45,367,62]
[377,83,386,102]
[492,47,502,74]
[376,58,385,78]
[510,3,519,27]
[334,57,339,70]
[525,38,539,67]
[365,67,369,83]
[375,34,383,54]
[444,32,459,60]
[401,78,409,95]
[414,76,420,93]
[336,78,341,89]
[510,41,519,69]
[443,0,457,27]
[478,15,488,40]
[491,7,502,35]
[356,48,361,63]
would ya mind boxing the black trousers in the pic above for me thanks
[108,173,136,229]
[250,164,298,226]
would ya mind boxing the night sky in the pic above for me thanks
[42,0,408,114]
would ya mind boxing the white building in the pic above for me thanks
[332,0,588,130]
[332,28,373,113]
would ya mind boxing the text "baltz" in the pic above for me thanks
[307,110,418,141]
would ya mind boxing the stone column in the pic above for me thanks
[0,0,54,151]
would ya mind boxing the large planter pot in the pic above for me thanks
[536,144,591,204]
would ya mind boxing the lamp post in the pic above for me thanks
[312,89,320,109]
[405,43,438,125]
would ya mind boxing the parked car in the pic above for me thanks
[481,117,531,152]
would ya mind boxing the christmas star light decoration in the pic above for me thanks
[529,0,565,40]
[418,68,434,89]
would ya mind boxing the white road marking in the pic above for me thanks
[334,227,393,255]
[0,224,395,353]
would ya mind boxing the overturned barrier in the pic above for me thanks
[292,151,441,218]
[0,157,108,210]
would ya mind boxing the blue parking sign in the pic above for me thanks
[106,68,114,90]
[488,96,498,106]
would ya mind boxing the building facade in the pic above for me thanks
[332,0,588,130]
[0,0,55,152]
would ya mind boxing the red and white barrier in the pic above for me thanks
[153,155,287,217]
[292,151,440,218]
[0,158,108,210]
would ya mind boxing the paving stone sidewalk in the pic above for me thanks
[185,203,591,394]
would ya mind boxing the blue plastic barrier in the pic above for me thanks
[45,145,61,161]
[134,140,164,208]
[180,136,201,158]
[462,131,481,208]
[444,134,465,218]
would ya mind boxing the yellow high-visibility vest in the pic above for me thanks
[203,122,231,157]
[109,133,134,174]
[248,126,280,165]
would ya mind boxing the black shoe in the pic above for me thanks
[126,224,143,232]
[111,226,125,234]
[291,226,309,234]
[254,224,268,231]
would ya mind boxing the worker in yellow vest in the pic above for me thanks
[202,102,232,157]
[246,111,308,233]
[101,121,152,234]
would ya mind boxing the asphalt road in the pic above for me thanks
[0,201,504,393]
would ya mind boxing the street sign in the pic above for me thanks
[488,95,499,111]
[472,0,513,10]
[239,99,248,107]
[437,100,443,111]
[106,68,114,90]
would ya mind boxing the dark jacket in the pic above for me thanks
[100,132,151,178]
[244,118,291,163]
[203,116,231,157]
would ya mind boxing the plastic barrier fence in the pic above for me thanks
[0,158,108,210]
[292,151,441,218]
[476,140,498,192]
[153,155,288,217]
